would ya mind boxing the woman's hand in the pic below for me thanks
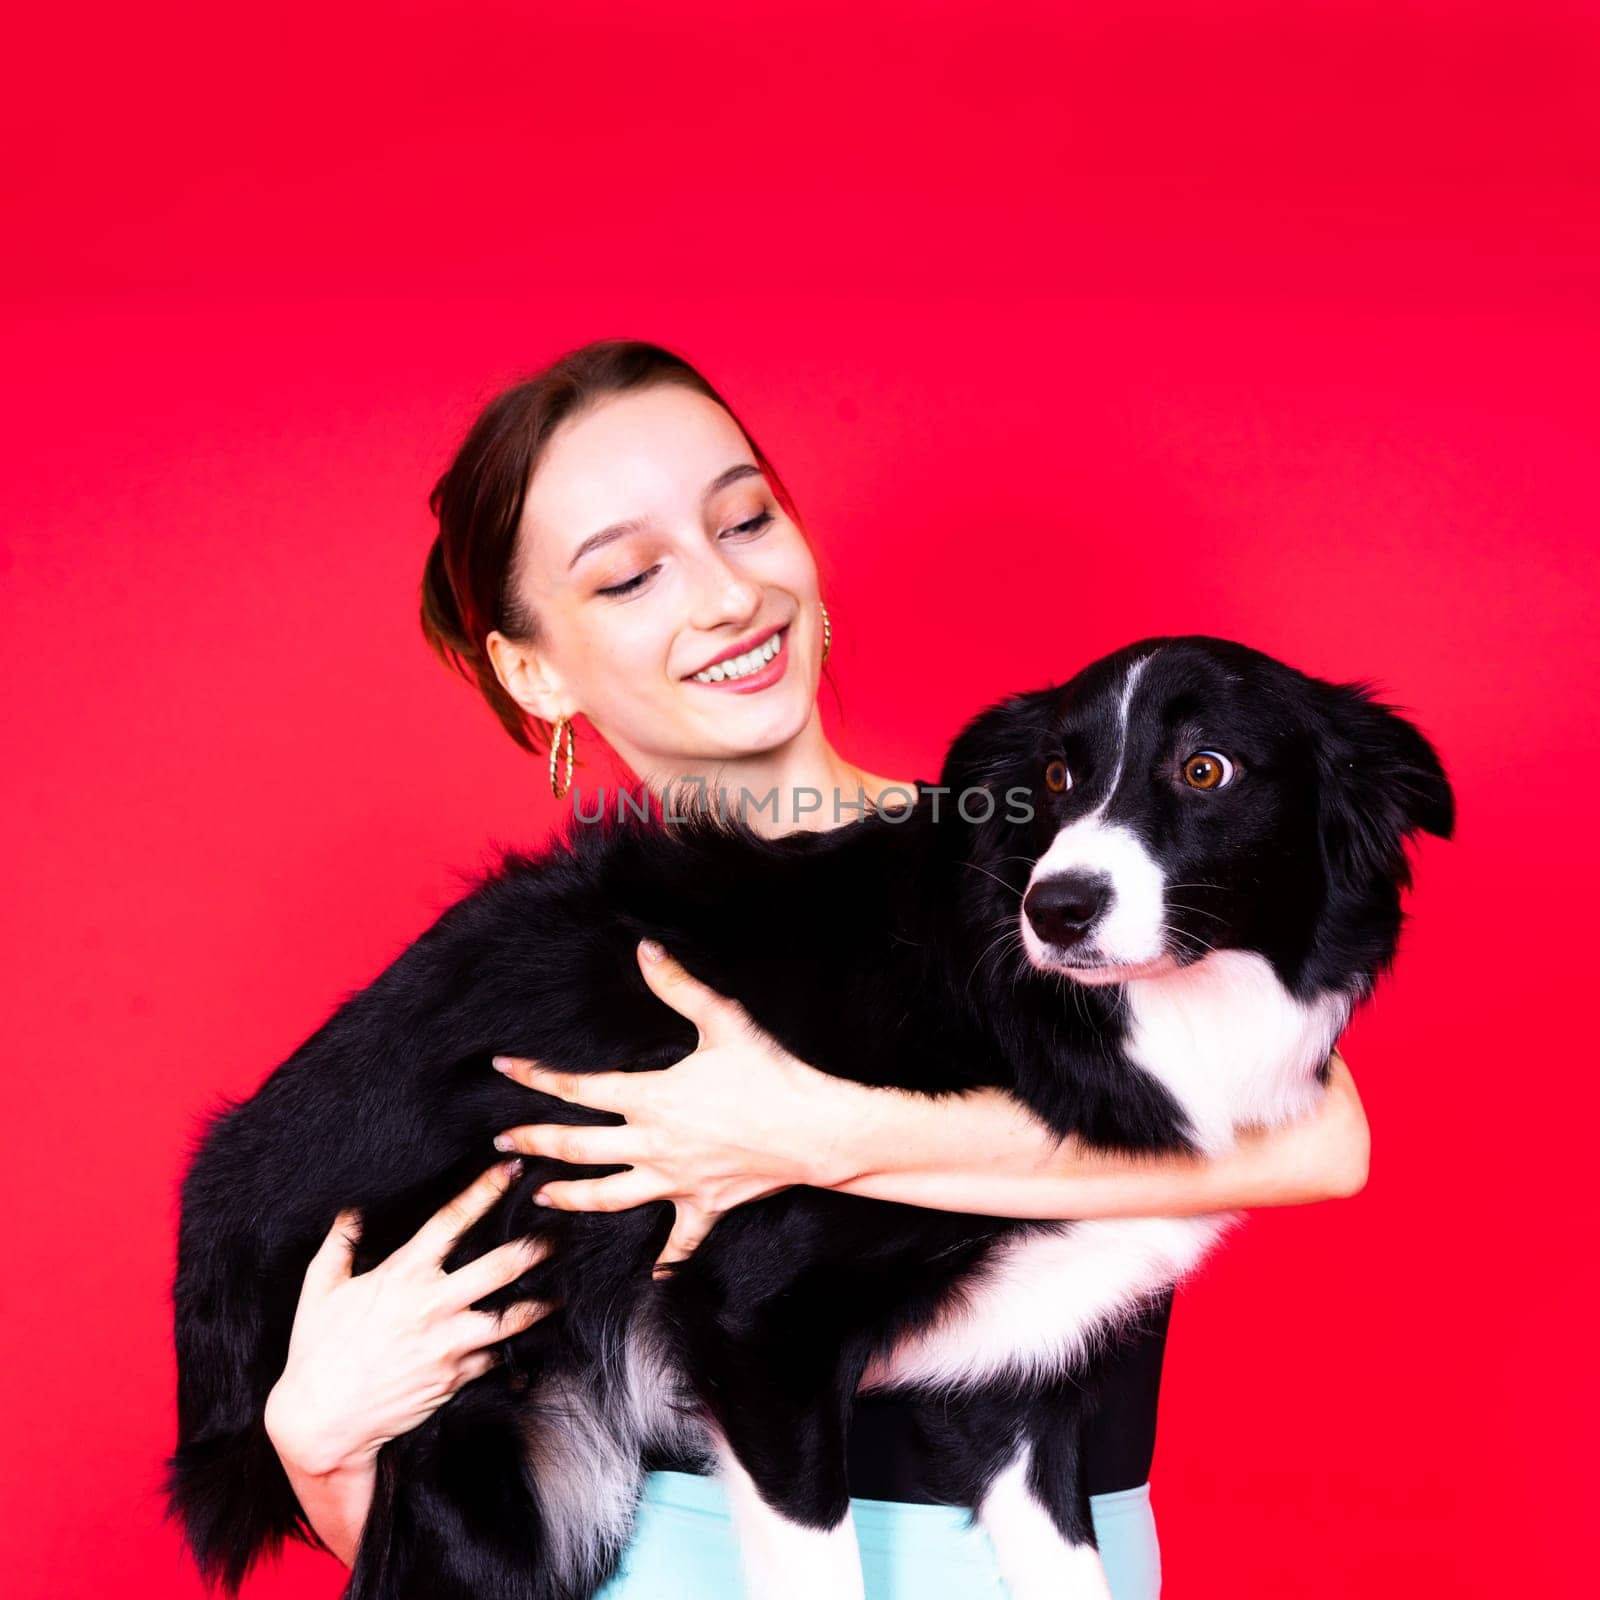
[492,940,872,1272]
[264,1158,555,1479]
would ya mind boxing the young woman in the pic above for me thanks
[262,339,1371,1599]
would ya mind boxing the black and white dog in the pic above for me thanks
[167,635,1453,1600]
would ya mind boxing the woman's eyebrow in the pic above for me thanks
[568,516,649,572]
[706,462,764,498]
[567,463,764,572]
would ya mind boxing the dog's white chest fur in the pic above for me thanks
[863,950,1348,1395]
[1123,947,1348,1156]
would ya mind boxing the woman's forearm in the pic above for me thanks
[280,1453,373,1568]
[820,1055,1370,1220]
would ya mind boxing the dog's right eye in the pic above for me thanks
[1044,759,1072,794]
[1182,751,1235,790]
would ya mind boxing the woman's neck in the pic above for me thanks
[629,720,918,840]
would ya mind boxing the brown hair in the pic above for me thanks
[420,338,808,758]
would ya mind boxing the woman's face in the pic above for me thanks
[492,383,824,778]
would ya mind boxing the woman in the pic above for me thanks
[263,338,1370,1598]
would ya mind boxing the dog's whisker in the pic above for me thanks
[1164,901,1228,924]
[966,923,1026,995]
[1166,927,1220,962]
[959,860,1025,899]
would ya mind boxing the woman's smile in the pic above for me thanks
[683,624,789,694]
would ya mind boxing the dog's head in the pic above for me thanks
[936,635,1454,1001]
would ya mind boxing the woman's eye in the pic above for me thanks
[597,566,659,599]
[1044,758,1072,794]
[721,510,774,540]
[596,512,770,598]
[1182,750,1235,790]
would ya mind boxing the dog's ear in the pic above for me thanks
[1313,679,1455,897]
[938,684,1065,804]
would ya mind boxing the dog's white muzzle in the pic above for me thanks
[1020,819,1170,980]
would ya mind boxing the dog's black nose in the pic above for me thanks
[1024,872,1111,946]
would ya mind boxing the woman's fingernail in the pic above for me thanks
[639,939,665,963]
[493,1134,515,1152]
[491,1056,512,1074]
[501,1157,523,1178]
[533,1191,554,1207]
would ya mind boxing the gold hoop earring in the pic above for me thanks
[549,716,575,799]
[820,601,832,666]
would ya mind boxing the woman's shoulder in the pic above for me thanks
[849,771,926,816]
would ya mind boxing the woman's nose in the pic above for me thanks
[687,548,763,630]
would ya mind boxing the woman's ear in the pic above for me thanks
[1313,679,1455,900]
[487,629,567,725]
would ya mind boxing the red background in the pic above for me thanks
[4,3,1596,1595]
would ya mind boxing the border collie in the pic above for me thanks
[167,635,1453,1600]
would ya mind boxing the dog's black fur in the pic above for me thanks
[166,636,1453,1598]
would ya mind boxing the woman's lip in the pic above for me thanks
[685,627,791,694]
[685,623,786,678]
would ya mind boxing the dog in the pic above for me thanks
[166,634,1453,1600]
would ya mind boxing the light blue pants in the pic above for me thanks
[593,1469,1161,1599]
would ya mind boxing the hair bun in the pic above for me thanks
[419,532,472,659]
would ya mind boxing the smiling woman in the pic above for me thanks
[421,354,843,810]
[491,390,831,792]
[255,337,1371,1600]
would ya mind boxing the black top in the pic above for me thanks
[645,1290,1172,1500]
[644,776,1172,1502]
[842,1289,1172,1500]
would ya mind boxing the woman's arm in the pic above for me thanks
[264,1434,374,1568]
[821,1054,1370,1217]
[491,942,1370,1265]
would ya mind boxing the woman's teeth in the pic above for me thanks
[692,629,784,683]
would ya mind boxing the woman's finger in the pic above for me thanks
[453,1296,556,1355]
[398,1157,523,1270]
[1320,1047,1359,1104]
[441,1232,551,1309]
[491,1057,643,1116]
[455,1349,498,1385]
[535,1168,673,1213]
[302,1206,363,1294]
[493,1121,647,1167]
[635,940,742,1035]
[651,1203,718,1277]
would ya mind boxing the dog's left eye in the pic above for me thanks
[1182,751,1235,790]
[1044,758,1072,794]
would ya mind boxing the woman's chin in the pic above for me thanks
[683,677,816,754]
